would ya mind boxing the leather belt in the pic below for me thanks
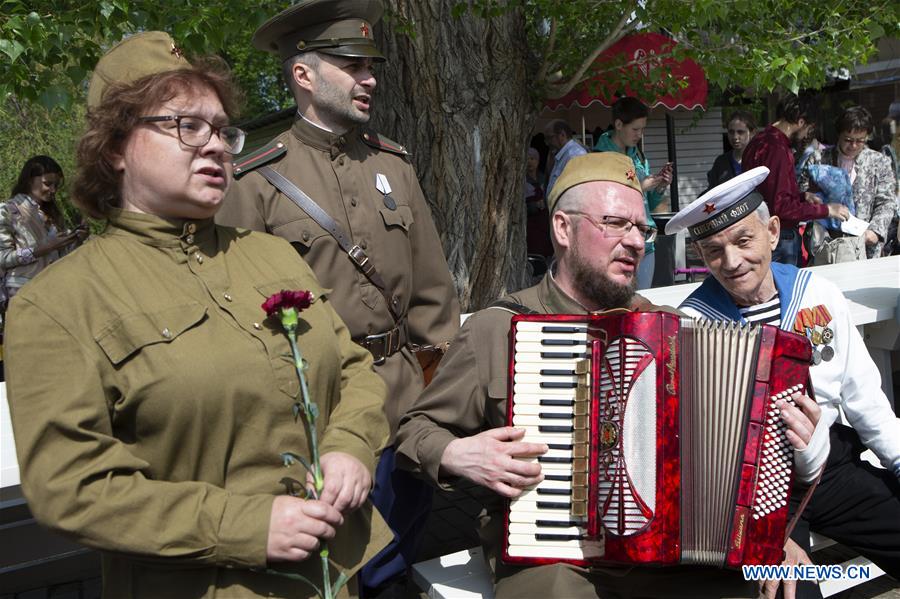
[356,322,408,365]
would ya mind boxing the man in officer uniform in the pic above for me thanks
[216,0,460,593]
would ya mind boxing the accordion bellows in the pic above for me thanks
[503,312,812,568]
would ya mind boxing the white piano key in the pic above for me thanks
[507,510,586,523]
[513,373,579,385]
[509,499,574,514]
[506,543,604,560]
[508,522,586,536]
[514,331,590,343]
[512,403,576,416]
[514,361,585,373]
[508,534,587,548]
[513,321,591,333]
[513,384,577,397]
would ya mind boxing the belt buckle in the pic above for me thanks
[366,332,388,365]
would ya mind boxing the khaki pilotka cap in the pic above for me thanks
[547,152,644,212]
[253,0,386,62]
[87,31,192,108]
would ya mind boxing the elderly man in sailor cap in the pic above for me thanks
[668,167,900,596]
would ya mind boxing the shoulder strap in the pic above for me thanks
[232,139,287,179]
[256,165,401,322]
[488,299,540,315]
[361,130,411,156]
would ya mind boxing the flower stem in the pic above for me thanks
[287,329,323,494]
[286,329,331,599]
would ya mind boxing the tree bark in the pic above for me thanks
[373,1,537,311]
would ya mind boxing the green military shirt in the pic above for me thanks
[5,210,391,598]
[217,117,460,436]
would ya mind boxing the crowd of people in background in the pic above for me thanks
[526,96,900,282]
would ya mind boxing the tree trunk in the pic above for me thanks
[373,1,537,311]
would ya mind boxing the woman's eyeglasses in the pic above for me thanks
[139,115,246,154]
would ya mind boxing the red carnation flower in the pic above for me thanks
[262,289,313,317]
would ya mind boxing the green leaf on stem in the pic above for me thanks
[262,568,325,598]
[331,572,351,597]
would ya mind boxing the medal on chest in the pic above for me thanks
[793,305,835,365]
[375,173,396,210]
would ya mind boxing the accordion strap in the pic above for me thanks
[784,466,824,545]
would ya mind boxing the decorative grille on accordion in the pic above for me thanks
[502,312,812,569]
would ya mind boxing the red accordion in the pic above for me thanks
[502,311,812,568]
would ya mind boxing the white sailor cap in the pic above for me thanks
[665,166,770,240]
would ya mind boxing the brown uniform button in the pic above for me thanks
[302,231,310,242]
[338,157,345,166]
[253,322,262,330]
[224,293,233,302]
[195,253,203,264]
[186,223,197,234]
[161,328,172,339]
[350,198,358,207]
[185,234,195,245]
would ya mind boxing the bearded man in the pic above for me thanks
[395,153,824,598]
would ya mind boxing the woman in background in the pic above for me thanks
[707,110,756,189]
[0,156,85,301]
[594,97,672,289]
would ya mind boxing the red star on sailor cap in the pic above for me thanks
[625,169,636,181]
[360,22,370,37]
[170,43,184,59]
[703,202,716,214]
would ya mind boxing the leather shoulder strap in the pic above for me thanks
[232,139,287,179]
[488,299,540,315]
[256,165,400,322]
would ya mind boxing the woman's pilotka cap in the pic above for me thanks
[87,31,192,108]
[665,166,770,240]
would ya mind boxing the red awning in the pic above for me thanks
[544,32,708,111]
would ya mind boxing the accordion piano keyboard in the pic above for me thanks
[507,320,604,560]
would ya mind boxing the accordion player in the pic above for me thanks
[503,310,812,569]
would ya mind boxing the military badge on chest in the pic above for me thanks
[793,305,835,365]
[375,173,397,210]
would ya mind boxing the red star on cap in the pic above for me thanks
[703,202,716,214]
[170,44,184,59]
[625,169,636,181]
[360,22,370,37]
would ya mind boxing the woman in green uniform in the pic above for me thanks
[5,32,390,598]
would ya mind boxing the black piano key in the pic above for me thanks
[539,382,577,389]
[539,369,576,376]
[540,399,574,407]
[539,425,574,433]
[540,326,587,334]
[537,487,572,496]
[544,474,573,482]
[541,339,581,346]
[539,412,573,420]
[536,519,580,528]
[536,501,571,510]
[534,534,584,542]
[547,443,573,450]
[540,352,589,359]
[538,456,574,464]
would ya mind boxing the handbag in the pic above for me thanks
[809,222,867,265]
